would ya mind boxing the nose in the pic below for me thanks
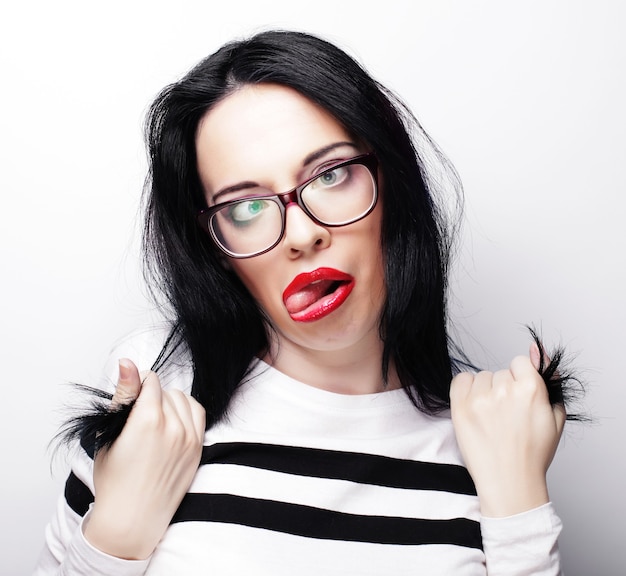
[282,203,330,257]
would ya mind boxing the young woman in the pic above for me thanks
[35,30,568,575]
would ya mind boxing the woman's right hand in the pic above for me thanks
[83,358,206,560]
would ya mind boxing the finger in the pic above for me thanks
[111,358,142,409]
[471,370,496,394]
[530,341,542,371]
[450,372,474,403]
[491,368,513,386]
[554,403,567,435]
[509,355,540,382]
[510,355,552,406]
[529,341,553,373]
[189,399,206,443]
[159,391,204,449]
[167,392,205,443]
[162,390,194,431]
[133,371,164,408]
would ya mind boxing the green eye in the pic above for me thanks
[228,199,267,225]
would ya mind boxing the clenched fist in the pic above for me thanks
[84,359,206,559]
[450,343,566,518]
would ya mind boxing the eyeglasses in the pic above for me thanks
[197,153,378,258]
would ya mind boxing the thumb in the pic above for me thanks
[529,341,542,371]
[529,340,553,373]
[111,358,142,409]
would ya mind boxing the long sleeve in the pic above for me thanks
[34,513,151,576]
[32,453,151,576]
[34,327,564,575]
[481,502,562,575]
[32,327,176,576]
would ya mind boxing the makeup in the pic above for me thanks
[283,267,355,322]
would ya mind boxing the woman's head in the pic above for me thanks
[144,30,460,421]
[194,83,387,383]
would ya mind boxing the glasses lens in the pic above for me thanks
[301,162,376,225]
[210,197,283,257]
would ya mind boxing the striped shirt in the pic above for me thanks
[34,329,562,575]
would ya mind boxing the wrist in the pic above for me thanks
[83,506,157,560]
[476,476,550,518]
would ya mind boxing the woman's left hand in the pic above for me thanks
[450,343,566,517]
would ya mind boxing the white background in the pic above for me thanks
[1,1,624,574]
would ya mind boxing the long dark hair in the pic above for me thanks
[143,29,461,427]
[58,31,582,453]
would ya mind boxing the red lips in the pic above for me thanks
[283,267,355,322]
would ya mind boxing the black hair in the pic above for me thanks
[57,30,584,453]
[142,29,461,424]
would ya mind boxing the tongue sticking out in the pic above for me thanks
[284,280,338,314]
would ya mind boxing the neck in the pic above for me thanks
[262,334,400,395]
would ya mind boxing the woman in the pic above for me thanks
[35,30,568,575]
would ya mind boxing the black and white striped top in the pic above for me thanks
[35,330,563,575]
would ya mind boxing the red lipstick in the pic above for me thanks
[283,267,355,322]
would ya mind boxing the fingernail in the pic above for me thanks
[118,358,133,381]
[530,342,541,370]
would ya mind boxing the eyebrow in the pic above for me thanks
[211,141,358,203]
[301,141,358,167]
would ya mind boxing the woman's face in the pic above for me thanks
[195,84,386,363]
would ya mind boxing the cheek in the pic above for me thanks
[364,210,385,272]
[368,256,386,306]
[229,260,279,308]
[367,220,386,301]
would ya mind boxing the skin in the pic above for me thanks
[451,344,566,517]
[83,83,566,560]
[195,84,395,395]
[84,360,205,559]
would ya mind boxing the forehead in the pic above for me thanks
[195,84,353,193]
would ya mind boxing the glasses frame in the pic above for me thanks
[197,153,379,258]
